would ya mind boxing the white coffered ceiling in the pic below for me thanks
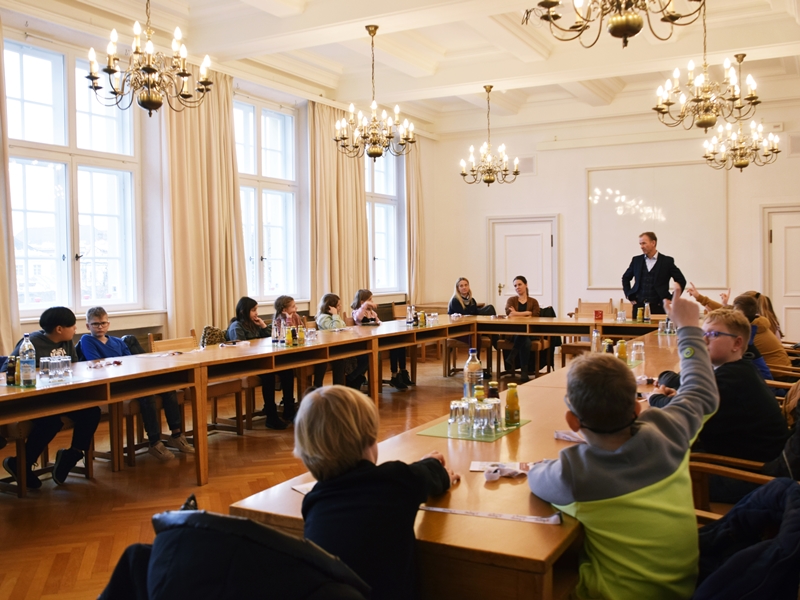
[4,0,800,135]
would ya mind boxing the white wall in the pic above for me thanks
[420,103,800,318]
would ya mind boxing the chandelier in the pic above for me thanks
[459,86,519,186]
[333,25,415,161]
[653,5,759,132]
[522,0,705,49]
[702,121,780,172]
[86,0,212,116]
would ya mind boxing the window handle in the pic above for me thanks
[260,256,267,261]
[75,253,84,261]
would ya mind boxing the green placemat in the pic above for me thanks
[626,359,642,368]
[418,419,531,442]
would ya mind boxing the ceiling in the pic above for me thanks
[4,0,800,135]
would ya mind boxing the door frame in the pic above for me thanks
[761,204,800,297]
[486,214,560,314]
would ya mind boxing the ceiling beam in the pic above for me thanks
[240,0,306,18]
[560,78,625,106]
[456,89,523,116]
[463,13,551,63]
[341,31,442,78]
[191,0,537,60]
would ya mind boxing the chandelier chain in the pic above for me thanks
[702,3,707,67]
[146,0,152,31]
[371,30,375,103]
[486,90,491,148]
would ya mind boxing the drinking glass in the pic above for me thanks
[617,310,626,323]
[631,341,645,363]
[51,356,65,382]
[39,357,51,383]
[62,357,73,380]
[472,403,494,438]
[658,321,667,334]
[488,398,503,432]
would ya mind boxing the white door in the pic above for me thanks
[768,210,800,340]
[489,217,555,311]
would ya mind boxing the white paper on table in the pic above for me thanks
[291,481,317,495]
[554,430,587,443]
[470,461,530,472]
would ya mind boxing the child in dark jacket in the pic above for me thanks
[295,385,459,600]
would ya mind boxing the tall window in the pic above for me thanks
[235,100,297,299]
[5,40,139,315]
[365,154,404,292]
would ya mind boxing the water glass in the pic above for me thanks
[449,400,470,437]
[63,357,73,380]
[306,329,317,342]
[51,356,65,382]
[472,403,495,438]
[658,321,667,334]
[630,341,645,363]
[616,310,626,323]
[39,357,51,383]
[487,398,503,432]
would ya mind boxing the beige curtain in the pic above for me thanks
[404,135,426,304]
[162,68,247,337]
[308,101,369,311]
[0,20,21,354]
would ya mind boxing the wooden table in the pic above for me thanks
[230,329,687,599]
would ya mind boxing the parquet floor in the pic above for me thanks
[0,355,554,599]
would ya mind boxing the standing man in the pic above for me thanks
[622,232,686,315]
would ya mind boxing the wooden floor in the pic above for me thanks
[0,354,557,599]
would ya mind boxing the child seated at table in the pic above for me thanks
[1,307,101,488]
[528,286,719,600]
[295,385,459,600]
[77,306,193,461]
[313,294,368,389]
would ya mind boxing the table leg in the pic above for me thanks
[108,402,123,472]
[368,342,379,406]
[191,367,209,486]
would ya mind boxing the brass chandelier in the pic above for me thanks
[459,86,519,186]
[522,0,705,49]
[702,121,780,172]
[653,5,759,132]
[333,25,415,161]
[86,0,212,116]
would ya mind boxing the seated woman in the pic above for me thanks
[447,277,496,316]
[503,275,540,383]
[227,296,292,429]
[351,289,410,390]
[313,293,368,389]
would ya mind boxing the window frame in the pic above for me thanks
[365,154,407,294]
[5,35,143,318]
[235,95,301,302]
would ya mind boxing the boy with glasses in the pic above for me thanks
[78,307,193,461]
[528,286,718,600]
[2,307,101,488]
[649,308,788,502]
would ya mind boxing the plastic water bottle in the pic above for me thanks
[463,348,483,399]
[591,329,601,352]
[19,334,36,388]
[644,302,651,323]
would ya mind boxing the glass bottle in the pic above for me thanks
[644,302,651,323]
[7,356,16,386]
[487,381,500,399]
[616,339,628,363]
[272,316,283,344]
[284,326,293,346]
[463,348,483,399]
[591,329,601,353]
[406,305,414,325]
[474,384,485,402]
[19,334,36,388]
[505,383,520,427]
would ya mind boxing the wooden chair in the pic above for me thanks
[0,419,94,498]
[149,330,245,436]
[689,455,776,518]
[560,298,614,367]
[443,336,492,378]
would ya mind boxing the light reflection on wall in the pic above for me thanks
[588,187,666,222]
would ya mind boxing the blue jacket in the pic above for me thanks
[695,478,800,600]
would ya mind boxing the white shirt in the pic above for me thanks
[645,252,659,272]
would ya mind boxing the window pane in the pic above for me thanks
[372,203,397,290]
[9,158,68,308]
[77,166,134,305]
[261,109,294,180]
[234,102,256,175]
[261,190,295,296]
[75,60,133,155]
[240,186,258,296]
[4,41,66,146]
[364,154,372,192]
[373,155,396,196]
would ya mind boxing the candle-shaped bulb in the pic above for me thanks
[370,100,377,111]
[679,93,687,105]
[723,57,731,70]
[657,85,664,98]
[394,105,400,115]
[133,21,141,35]
[665,79,672,91]
[172,38,179,53]
[672,67,680,79]
[403,119,409,129]
[362,116,368,127]
[107,41,116,55]
[88,47,97,62]
[110,28,118,43]
[460,159,466,173]
[746,74,756,89]
[174,27,182,41]
[387,117,393,128]
[145,40,154,55]
[200,55,210,77]
[688,60,695,72]
[349,103,355,114]
[180,44,187,59]
[381,109,387,120]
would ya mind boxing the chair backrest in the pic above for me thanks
[149,329,198,353]
[392,303,407,319]
[575,298,614,318]
[619,298,632,318]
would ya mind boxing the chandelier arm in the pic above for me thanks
[578,20,604,49]
[643,9,674,42]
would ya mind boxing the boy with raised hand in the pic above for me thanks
[78,306,193,461]
[1,307,101,488]
[528,286,719,600]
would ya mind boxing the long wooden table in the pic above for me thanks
[230,330,685,600]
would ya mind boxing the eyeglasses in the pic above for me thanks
[89,321,109,328]
[703,330,738,340]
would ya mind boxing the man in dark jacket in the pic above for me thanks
[621,231,686,315]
